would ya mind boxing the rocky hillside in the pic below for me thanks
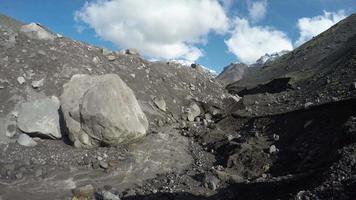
[216,62,248,86]
[0,13,356,200]
[216,51,288,86]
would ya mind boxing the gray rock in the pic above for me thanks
[17,96,61,139]
[102,48,113,56]
[35,169,43,177]
[31,78,45,88]
[125,48,140,55]
[203,174,220,191]
[186,102,201,122]
[4,114,17,138]
[304,102,313,109]
[17,76,26,85]
[153,97,167,112]
[107,55,116,61]
[99,161,109,169]
[269,145,278,154]
[273,134,280,141]
[102,191,121,200]
[60,74,148,148]
[92,56,100,64]
[20,23,55,41]
[37,50,46,56]
[17,133,37,147]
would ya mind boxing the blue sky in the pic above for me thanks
[0,0,355,72]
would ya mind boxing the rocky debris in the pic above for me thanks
[72,184,95,199]
[186,102,201,122]
[17,133,37,147]
[17,76,26,85]
[31,78,45,88]
[1,13,355,200]
[60,74,148,148]
[20,22,55,41]
[153,96,167,112]
[17,96,61,139]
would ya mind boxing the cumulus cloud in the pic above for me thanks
[75,0,229,62]
[248,0,267,22]
[225,17,293,64]
[219,0,234,12]
[295,10,346,46]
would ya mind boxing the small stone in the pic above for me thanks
[189,83,196,91]
[35,169,43,177]
[107,55,116,61]
[99,161,109,169]
[93,56,100,64]
[72,184,95,198]
[191,63,197,68]
[17,76,26,85]
[331,97,339,101]
[352,82,356,90]
[102,48,112,56]
[269,145,278,154]
[102,191,121,200]
[203,174,219,191]
[31,78,45,88]
[15,172,23,179]
[153,97,167,112]
[273,134,279,141]
[37,50,46,55]
[125,48,140,55]
[203,119,208,127]
[130,73,136,78]
[186,102,201,122]
[304,102,313,109]
[17,134,37,147]
[79,133,90,145]
[56,33,63,38]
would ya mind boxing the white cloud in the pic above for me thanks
[295,10,346,46]
[225,17,293,64]
[75,0,229,62]
[248,0,267,22]
[219,0,234,12]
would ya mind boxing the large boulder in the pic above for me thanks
[60,74,148,148]
[17,96,61,139]
[20,23,55,41]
